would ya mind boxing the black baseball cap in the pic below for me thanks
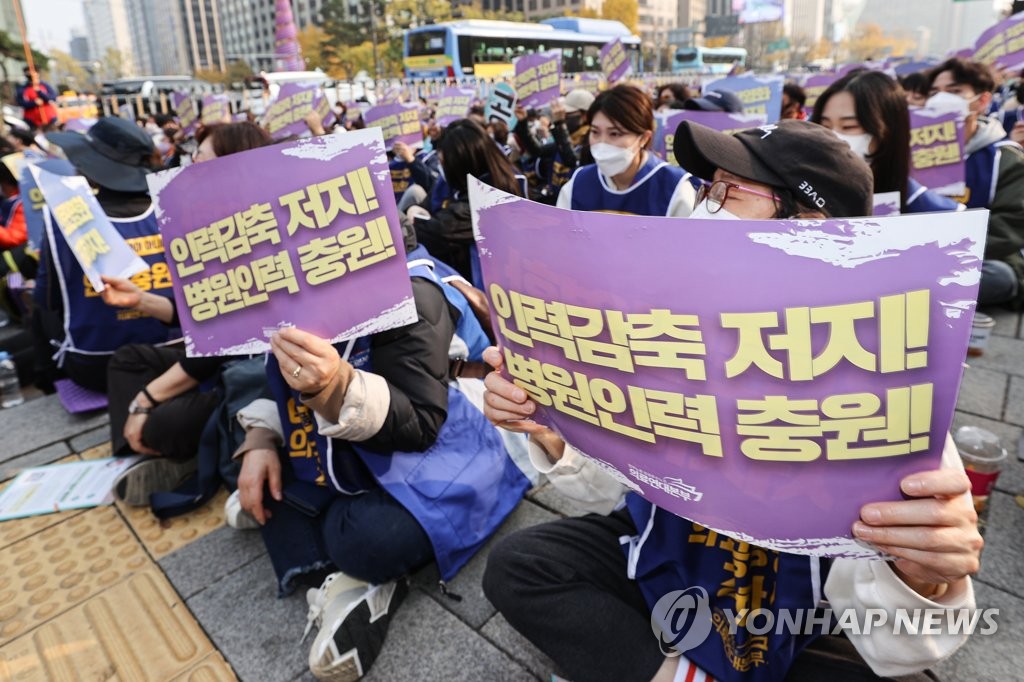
[683,89,744,113]
[672,119,873,218]
[46,117,156,193]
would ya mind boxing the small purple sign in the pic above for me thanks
[706,74,784,121]
[171,91,199,137]
[363,102,424,150]
[654,111,768,167]
[434,87,475,127]
[471,176,987,557]
[146,128,417,356]
[514,52,562,109]
[909,109,966,197]
[201,94,231,126]
[973,12,1024,71]
[263,82,320,140]
[600,38,632,84]
[31,167,148,291]
[801,73,840,115]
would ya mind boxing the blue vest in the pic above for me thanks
[42,206,178,362]
[267,261,528,581]
[625,495,829,682]
[0,195,21,226]
[905,177,962,214]
[959,139,1020,209]
[569,155,691,216]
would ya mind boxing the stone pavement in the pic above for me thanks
[0,311,1022,681]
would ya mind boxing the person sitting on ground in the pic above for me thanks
[683,87,745,114]
[33,117,174,393]
[781,82,807,120]
[481,120,981,682]
[899,72,931,108]
[102,122,273,506]
[234,223,528,681]
[811,69,963,214]
[656,83,692,111]
[927,57,1024,307]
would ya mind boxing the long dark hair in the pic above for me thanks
[437,119,522,197]
[810,69,911,209]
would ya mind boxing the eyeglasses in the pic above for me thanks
[694,180,781,214]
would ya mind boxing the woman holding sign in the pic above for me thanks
[556,84,697,217]
[482,121,980,682]
[811,70,962,214]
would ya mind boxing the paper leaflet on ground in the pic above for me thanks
[0,456,142,521]
[470,176,987,558]
[147,127,416,357]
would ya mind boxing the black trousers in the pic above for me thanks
[482,509,941,682]
[106,343,219,461]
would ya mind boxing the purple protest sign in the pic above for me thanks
[263,82,320,140]
[572,72,604,95]
[147,128,417,356]
[801,73,839,115]
[600,38,632,84]
[654,111,767,167]
[909,109,966,197]
[973,11,1024,71]
[706,74,784,121]
[434,87,475,127]
[31,167,148,291]
[20,158,76,254]
[171,91,199,137]
[470,176,987,557]
[514,52,561,109]
[201,94,231,126]
[363,103,423,149]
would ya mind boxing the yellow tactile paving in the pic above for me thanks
[78,442,112,460]
[0,456,85,551]
[172,652,238,681]
[0,506,150,646]
[116,488,229,561]
[0,570,217,681]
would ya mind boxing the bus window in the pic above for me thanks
[458,36,474,73]
[675,48,699,65]
[562,44,581,72]
[409,29,446,56]
[583,44,601,70]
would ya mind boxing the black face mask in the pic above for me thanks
[566,113,584,135]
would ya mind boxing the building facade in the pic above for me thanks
[219,0,326,72]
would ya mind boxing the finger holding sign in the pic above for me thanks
[481,346,550,436]
[270,327,341,395]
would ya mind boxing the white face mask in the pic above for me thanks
[591,141,638,177]
[833,130,874,160]
[925,91,974,118]
[688,200,742,220]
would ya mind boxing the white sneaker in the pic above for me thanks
[224,489,260,530]
[304,572,407,681]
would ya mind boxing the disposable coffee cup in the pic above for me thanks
[968,312,996,357]
[954,426,1007,513]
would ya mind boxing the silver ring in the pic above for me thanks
[291,365,302,378]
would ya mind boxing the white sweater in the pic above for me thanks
[527,434,975,677]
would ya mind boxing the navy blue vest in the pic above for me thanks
[626,495,830,682]
[905,178,962,214]
[267,261,528,580]
[43,206,178,362]
[569,155,691,216]
[958,139,1020,209]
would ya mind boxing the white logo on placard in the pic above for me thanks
[628,465,703,501]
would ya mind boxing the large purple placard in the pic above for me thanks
[973,11,1024,71]
[706,74,783,121]
[470,177,987,557]
[201,94,231,126]
[909,109,966,197]
[655,111,768,166]
[147,128,416,356]
[171,91,199,137]
[514,52,561,109]
[362,102,423,149]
